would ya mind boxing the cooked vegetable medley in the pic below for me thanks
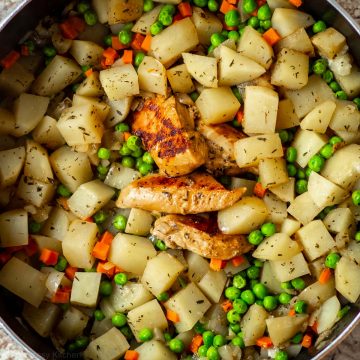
[0,0,359,359]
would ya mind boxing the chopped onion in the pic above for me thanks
[90,318,113,339]
[218,344,242,360]
[41,267,64,295]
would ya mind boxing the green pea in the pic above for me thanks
[228,30,240,41]
[320,143,334,159]
[121,156,135,168]
[207,346,220,360]
[260,19,272,30]
[232,87,243,103]
[291,277,306,290]
[227,309,241,324]
[305,167,313,178]
[231,336,245,348]
[221,29,229,38]
[242,0,257,14]
[312,59,327,75]
[112,313,127,327]
[329,81,341,92]
[275,350,288,360]
[248,230,264,245]
[57,184,72,197]
[278,292,292,304]
[329,136,343,145]
[139,162,153,176]
[156,292,169,302]
[233,274,247,289]
[213,334,226,347]
[322,70,334,84]
[295,179,308,194]
[258,4,271,20]
[325,253,341,269]
[28,221,41,234]
[241,289,255,305]
[263,296,278,311]
[54,256,68,272]
[313,20,327,33]
[120,325,133,340]
[338,305,350,319]
[93,211,107,224]
[136,157,144,169]
[353,97,360,110]
[291,332,303,344]
[150,21,163,35]
[143,0,154,12]
[294,300,307,314]
[230,323,241,334]
[239,26,246,37]
[203,330,215,347]
[84,10,97,25]
[138,328,153,342]
[67,342,78,352]
[119,143,132,156]
[194,0,208,7]
[113,214,127,231]
[97,147,111,160]
[355,231,360,242]
[210,32,226,47]
[352,190,360,206]
[94,309,105,321]
[253,283,268,300]
[308,154,325,172]
[261,222,276,237]
[198,345,208,357]
[247,266,260,279]
[336,90,348,100]
[286,147,297,163]
[163,332,172,342]
[247,16,260,28]
[159,12,173,26]
[77,1,90,13]
[190,91,199,102]
[104,34,112,46]
[225,286,241,300]
[99,280,113,296]
[127,135,141,151]
[97,164,109,176]
[169,338,184,353]
[114,123,128,133]
[250,279,259,289]
[253,259,264,268]
[279,130,290,143]
[208,0,219,12]
[281,281,293,290]
[155,239,167,251]
[296,168,306,179]
[225,10,241,27]
[287,164,297,177]
[114,273,128,286]
[43,46,57,58]
[233,298,248,314]
[134,51,145,67]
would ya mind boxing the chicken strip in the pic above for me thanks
[132,95,208,177]
[152,214,253,260]
[116,172,246,214]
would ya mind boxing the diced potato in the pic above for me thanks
[70,40,103,67]
[218,46,265,86]
[0,146,25,188]
[237,26,274,69]
[280,217,301,236]
[260,261,283,294]
[340,241,360,265]
[76,72,104,97]
[92,0,108,23]
[0,257,46,307]
[271,48,309,90]
[32,55,81,96]
[0,62,34,97]
[329,101,360,133]
[50,146,93,193]
[275,28,314,56]
[108,234,156,275]
[285,75,335,118]
[224,257,251,276]
[317,296,341,334]
[263,192,287,224]
[138,56,167,96]
[167,64,195,94]
[272,8,315,38]
[309,258,326,279]
[100,64,139,100]
[287,192,324,225]
[31,235,62,253]
[12,93,49,137]
[185,251,210,283]
[324,208,354,234]
[125,208,154,236]
[296,220,335,261]
[335,65,360,99]
[276,99,300,129]
[243,86,278,134]
[127,299,168,341]
[132,5,162,35]
[213,40,237,58]
[57,104,104,146]
[0,209,27,247]
[105,97,133,127]
[292,129,328,168]
[335,256,360,303]
[68,180,114,219]
[267,0,295,10]
[241,304,268,346]
[41,266,67,296]
[136,340,177,360]
[105,162,140,190]
[198,269,227,303]
[71,272,101,308]
[142,252,185,297]
[108,0,143,24]
[266,315,308,346]
[234,134,283,168]
[62,220,98,269]
[32,116,65,150]
[311,28,346,59]
[165,283,211,333]
[253,233,301,261]
[51,31,72,55]
[41,207,70,241]
[191,7,222,45]
[72,94,110,120]
[55,307,89,342]
[300,100,336,133]
[308,172,347,208]
[109,283,154,312]
[195,87,240,125]
[218,196,268,235]
[150,18,199,68]
[23,302,61,337]
[259,158,288,189]
[270,253,310,282]
[270,178,295,203]
[0,107,15,135]
[321,144,360,190]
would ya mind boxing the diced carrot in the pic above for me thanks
[84,216,94,222]
[319,268,332,284]
[256,336,273,348]
[92,241,110,261]
[6,245,24,254]
[221,299,233,313]
[311,321,318,334]
[124,350,139,360]
[57,197,70,211]
[301,334,312,348]
[210,258,226,271]
[178,2,193,17]
[65,266,78,280]
[236,110,244,124]
[84,68,93,77]
[112,36,128,51]
[24,238,38,257]
[123,131,132,141]
[141,34,152,52]
[253,182,267,198]
[251,9,258,17]
[231,255,246,267]
[51,290,70,304]
[223,23,238,31]
[220,0,237,14]
[114,265,125,274]
[173,13,184,23]
[59,22,78,40]
[288,308,296,317]
[68,16,86,32]
[39,248,59,266]
[257,0,267,5]
[1,50,20,69]
[99,231,114,245]
[21,45,30,56]
[227,0,238,4]
[131,33,145,51]
[289,0,303,7]
[263,28,282,46]
[122,50,133,64]
[97,261,115,277]
[102,47,119,66]
[189,334,203,353]
[60,285,72,293]
[0,252,11,264]
[166,309,180,323]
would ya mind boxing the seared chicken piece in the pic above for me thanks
[116,172,246,214]
[152,214,253,259]
[132,95,208,177]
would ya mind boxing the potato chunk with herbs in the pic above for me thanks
[0,146,25,188]
[335,256,360,303]
[108,0,143,24]
[312,27,346,59]
[70,272,102,308]
[0,209,28,247]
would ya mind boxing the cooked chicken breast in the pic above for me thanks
[152,214,253,259]
[132,95,208,177]
[116,172,246,214]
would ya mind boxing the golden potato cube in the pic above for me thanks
[125,208,154,236]
[32,116,65,150]
[0,62,34,97]
[312,27,346,59]
[132,6,162,35]
[198,269,227,303]
[76,71,104,97]
[323,208,354,234]
[136,340,177,360]
[55,307,89,342]
[241,304,268,346]
[270,177,295,203]
[166,64,195,94]
[105,97,133,127]
[300,100,336,133]
[270,253,310,282]
[335,257,360,303]
[263,192,287,224]
[191,7,222,45]
[108,0,143,24]
[70,40,104,67]
[275,27,314,56]
[105,162,140,190]
[0,209,28,247]
[280,217,301,237]
[0,146,25,188]
[335,65,360,99]
[71,272,102,307]
[31,235,62,253]
[259,158,288,189]
[329,100,360,133]
[138,56,167,96]
[0,107,15,135]
[41,207,71,241]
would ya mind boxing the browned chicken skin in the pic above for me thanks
[152,214,253,259]
[116,172,246,214]
[132,95,208,177]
